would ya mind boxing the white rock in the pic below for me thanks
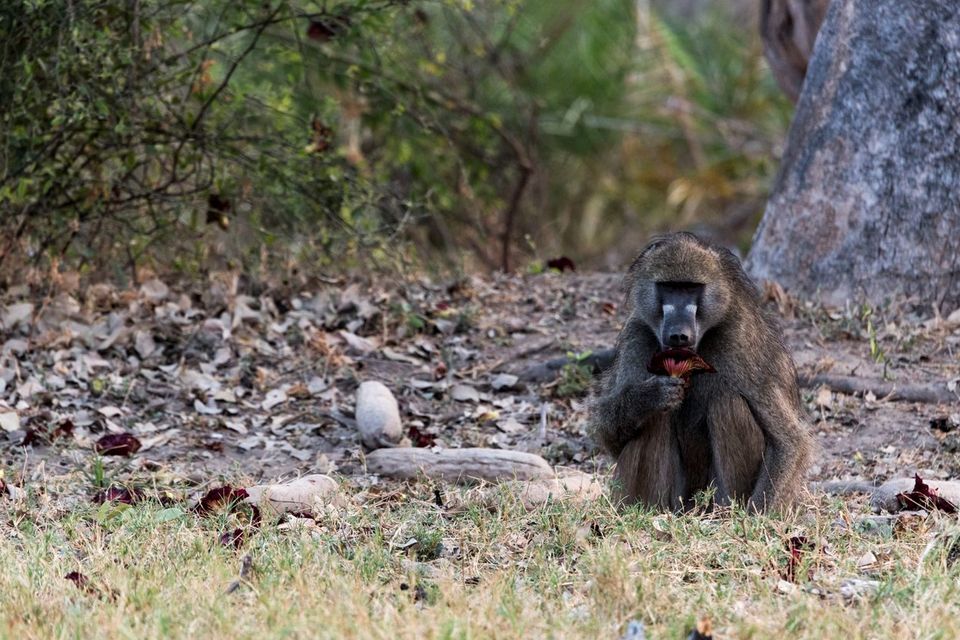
[945,307,960,328]
[245,474,339,516]
[2,339,29,355]
[355,381,403,449]
[503,471,604,510]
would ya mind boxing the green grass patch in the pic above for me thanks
[1,489,958,639]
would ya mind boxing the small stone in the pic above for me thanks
[355,381,403,449]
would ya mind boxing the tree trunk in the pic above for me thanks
[747,0,960,312]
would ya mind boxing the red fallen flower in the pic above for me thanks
[94,433,142,456]
[22,418,75,446]
[92,486,142,505]
[647,348,716,379]
[408,425,437,448]
[64,571,98,595]
[546,256,576,272]
[896,474,958,513]
[195,485,250,516]
[782,535,816,583]
[64,571,117,600]
[219,528,246,550]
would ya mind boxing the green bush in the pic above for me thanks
[0,0,788,279]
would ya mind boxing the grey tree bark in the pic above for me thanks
[747,0,960,311]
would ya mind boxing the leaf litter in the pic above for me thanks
[1,269,960,622]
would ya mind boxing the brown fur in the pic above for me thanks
[590,232,814,512]
[760,0,830,102]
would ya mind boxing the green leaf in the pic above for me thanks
[156,507,185,523]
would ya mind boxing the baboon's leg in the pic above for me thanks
[744,386,815,510]
[707,394,764,506]
[676,411,712,504]
[614,418,686,510]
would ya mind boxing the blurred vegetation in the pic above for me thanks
[0,0,792,282]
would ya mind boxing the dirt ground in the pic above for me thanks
[1,270,958,502]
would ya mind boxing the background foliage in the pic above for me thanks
[0,0,791,281]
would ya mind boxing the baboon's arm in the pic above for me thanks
[592,372,685,458]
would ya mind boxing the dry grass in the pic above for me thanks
[3,477,960,640]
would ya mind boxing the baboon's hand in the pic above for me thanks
[641,375,686,413]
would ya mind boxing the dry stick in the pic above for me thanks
[365,448,553,483]
[487,337,557,374]
[811,480,878,496]
[799,373,957,405]
[518,348,615,382]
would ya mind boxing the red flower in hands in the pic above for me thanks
[647,348,716,379]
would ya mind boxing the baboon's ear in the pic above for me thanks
[716,245,742,265]
[629,235,672,273]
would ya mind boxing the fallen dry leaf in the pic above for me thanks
[92,486,142,505]
[0,411,20,433]
[782,535,815,583]
[219,528,247,550]
[64,571,97,595]
[407,425,436,448]
[22,419,74,446]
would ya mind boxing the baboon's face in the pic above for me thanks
[630,235,732,352]
[656,281,703,349]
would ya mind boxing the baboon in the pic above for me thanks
[760,0,830,102]
[590,232,814,512]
